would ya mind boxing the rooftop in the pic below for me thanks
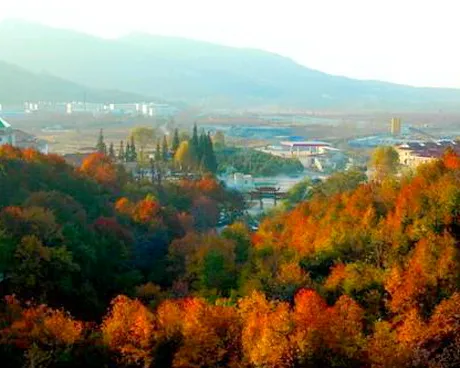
[0,117,11,129]
[397,140,460,158]
[281,141,331,147]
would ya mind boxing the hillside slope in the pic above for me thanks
[0,60,150,104]
[1,19,460,110]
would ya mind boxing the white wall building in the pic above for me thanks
[0,117,49,154]
[0,117,15,146]
[257,141,338,170]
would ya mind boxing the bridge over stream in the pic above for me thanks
[248,186,287,209]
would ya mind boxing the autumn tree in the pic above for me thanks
[312,169,366,197]
[413,292,460,367]
[325,295,366,365]
[221,222,251,264]
[101,295,155,367]
[284,177,312,209]
[80,152,120,188]
[191,195,219,230]
[370,146,399,180]
[265,262,312,301]
[132,194,161,225]
[213,130,225,149]
[292,289,329,365]
[385,234,459,316]
[130,127,155,162]
[174,141,193,171]
[171,298,242,368]
[168,233,237,297]
[0,296,84,364]
[239,291,293,367]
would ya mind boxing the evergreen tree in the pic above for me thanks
[96,129,107,154]
[150,157,155,178]
[162,135,169,162]
[155,140,161,162]
[189,123,200,170]
[199,156,207,174]
[130,136,137,162]
[108,142,115,159]
[198,131,207,163]
[149,158,159,184]
[198,132,218,173]
[192,123,199,151]
[172,128,180,157]
[207,132,218,173]
[125,142,131,162]
[118,141,125,162]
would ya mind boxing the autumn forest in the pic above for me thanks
[1,142,460,368]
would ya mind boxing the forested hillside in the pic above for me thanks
[1,145,460,367]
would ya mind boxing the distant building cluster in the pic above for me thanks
[1,101,179,118]
[349,117,446,148]
[395,140,460,168]
[257,140,346,172]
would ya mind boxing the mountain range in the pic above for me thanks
[2,19,460,110]
[0,60,147,105]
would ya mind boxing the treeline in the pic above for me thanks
[96,124,218,174]
[1,146,460,367]
[216,147,304,176]
[97,125,303,178]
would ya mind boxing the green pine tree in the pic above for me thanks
[199,156,207,174]
[130,136,137,162]
[198,131,207,163]
[125,142,131,162]
[206,132,218,173]
[189,123,200,170]
[155,140,161,162]
[162,135,169,162]
[108,142,115,159]
[118,141,125,162]
[172,128,180,157]
[96,128,107,154]
[192,123,199,150]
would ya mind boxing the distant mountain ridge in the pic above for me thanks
[2,19,460,110]
[0,60,150,105]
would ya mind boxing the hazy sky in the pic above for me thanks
[1,0,459,88]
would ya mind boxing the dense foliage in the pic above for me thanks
[216,147,304,176]
[1,145,460,367]
[0,145,242,318]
